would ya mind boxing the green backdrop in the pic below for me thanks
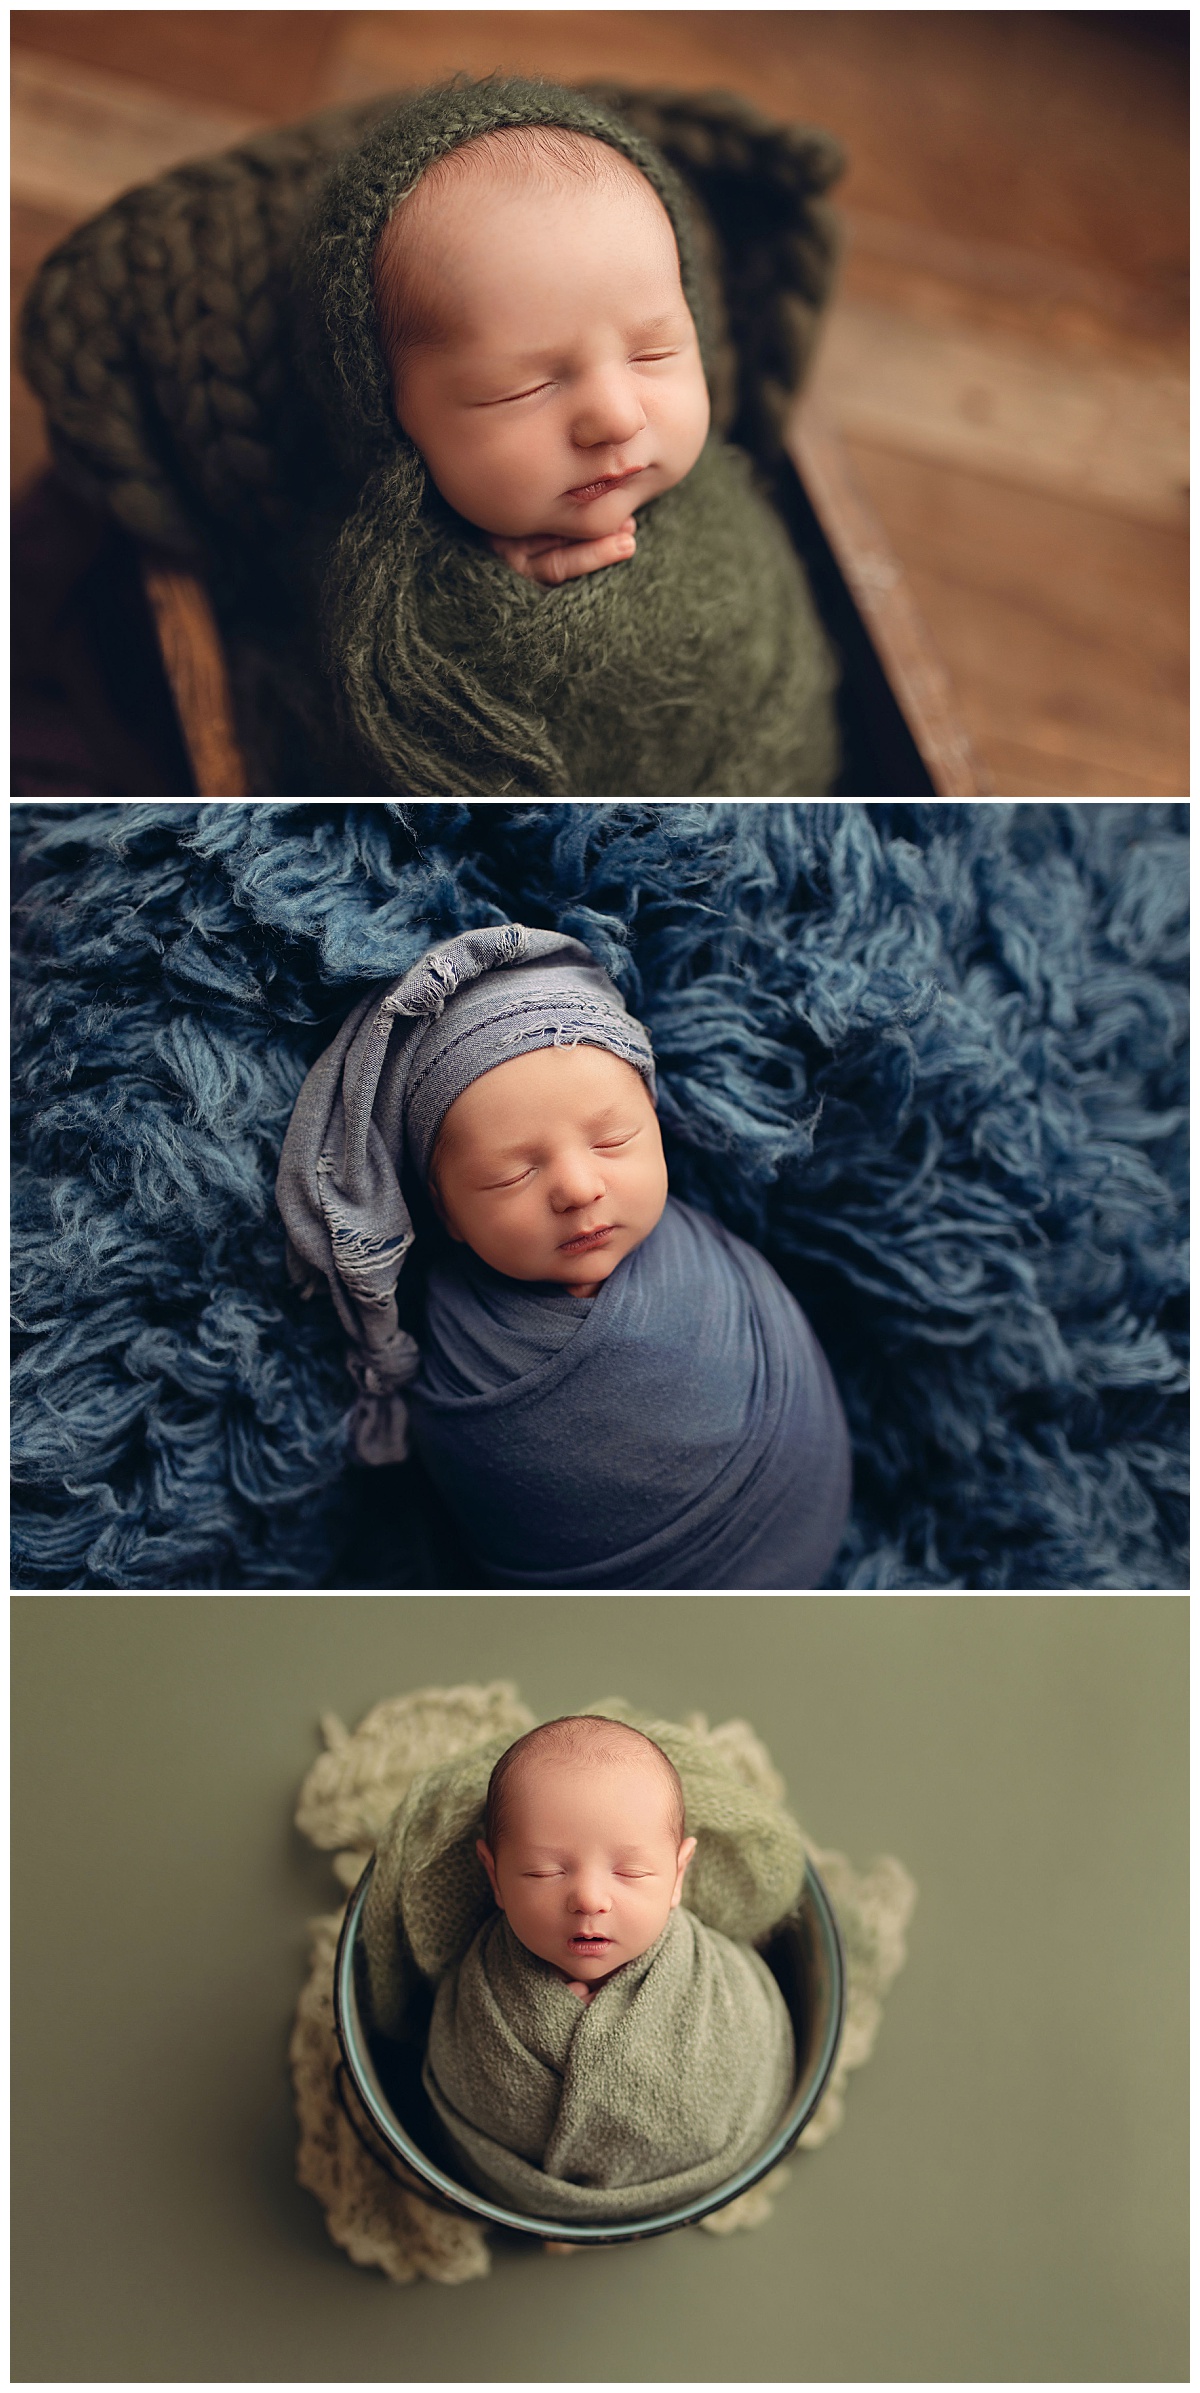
[11,1595,1188,2383]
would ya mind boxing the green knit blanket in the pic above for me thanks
[424,1905,795,2222]
[22,77,845,796]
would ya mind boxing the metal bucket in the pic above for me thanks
[333,1855,846,2246]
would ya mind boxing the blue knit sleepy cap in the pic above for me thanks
[276,923,656,1462]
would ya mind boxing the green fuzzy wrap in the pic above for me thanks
[22,73,846,795]
[424,1906,796,2222]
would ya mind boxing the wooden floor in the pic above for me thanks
[12,8,1189,797]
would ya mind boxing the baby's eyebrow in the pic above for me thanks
[519,1840,657,1856]
[489,312,686,372]
[480,1105,635,1162]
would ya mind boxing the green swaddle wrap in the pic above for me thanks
[319,432,839,796]
[21,77,845,796]
[359,1704,806,2220]
[425,1907,796,2222]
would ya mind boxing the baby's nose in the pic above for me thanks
[571,1882,612,1915]
[551,1150,606,1209]
[571,368,647,450]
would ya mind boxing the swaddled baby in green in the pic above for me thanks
[297,79,841,795]
[365,1714,798,2224]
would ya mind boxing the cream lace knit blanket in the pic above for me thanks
[289,1682,916,2284]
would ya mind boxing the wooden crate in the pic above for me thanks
[141,401,986,799]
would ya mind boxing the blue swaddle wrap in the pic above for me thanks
[408,1195,851,1588]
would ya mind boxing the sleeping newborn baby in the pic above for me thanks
[296,78,841,795]
[277,922,852,1589]
[373,122,709,591]
[421,1715,797,2222]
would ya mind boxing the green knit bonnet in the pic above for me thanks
[292,73,715,486]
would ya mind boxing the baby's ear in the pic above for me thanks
[476,1835,503,1906]
[426,1172,465,1243]
[670,1834,698,1907]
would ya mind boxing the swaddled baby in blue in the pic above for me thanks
[277,923,850,1588]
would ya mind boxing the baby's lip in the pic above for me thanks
[564,465,647,500]
[558,1223,615,1254]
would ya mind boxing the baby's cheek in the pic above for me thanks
[681,374,712,466]
[477,411,542,474]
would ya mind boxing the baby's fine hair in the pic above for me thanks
[373,124,657,394]
[485,1714,686,1852]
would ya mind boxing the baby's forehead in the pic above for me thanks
[507,1747,674,1824]
[437,1045,649,1154]
[385,129,670,300]
[411,126,660,222]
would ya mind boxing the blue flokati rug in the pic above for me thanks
[11,802,1188,1589]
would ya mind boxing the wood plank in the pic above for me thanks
[966,741,1185,803]
[842,441,1188,797]
[12,16,1186,800]
[11,49,262,219]
[841,208,1187,359]
[140,557,249,797]
[810,296,1187,528]
[11,9,343,121]
[787,402,987,796]
[321,9,763,103]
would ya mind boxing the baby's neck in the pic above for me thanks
[561,1972,596,2003]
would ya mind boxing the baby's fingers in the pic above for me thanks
[531,529,637,587]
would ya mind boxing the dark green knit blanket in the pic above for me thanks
[21,77,846,795]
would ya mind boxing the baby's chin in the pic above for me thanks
[550,1249,627,1293]
[558,474,658,529]
[462,1224,647,1289]
[540,1233,644,1292]
[550,461,680,538]
[466,458,689,544]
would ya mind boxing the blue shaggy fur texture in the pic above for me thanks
[12,802,1188,1589]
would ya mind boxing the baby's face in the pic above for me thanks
[430,1043,668,1295]
[390,166,710,541]
[477,1754,696,1987]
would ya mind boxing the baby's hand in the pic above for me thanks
[488,517,637,587]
